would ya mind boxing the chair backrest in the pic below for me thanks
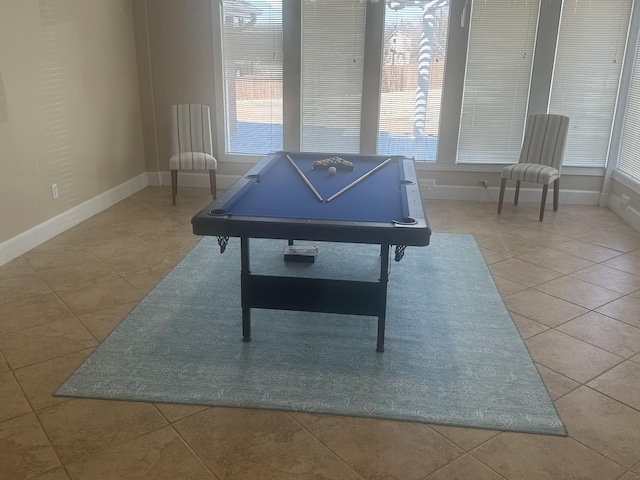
[171,104,213,155]
[519,114,570,170]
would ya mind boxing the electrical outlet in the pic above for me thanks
[419,179,435,192]
[51,184,58,199]
[621,194,630,210]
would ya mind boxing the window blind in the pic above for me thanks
[221,0,283,154]
[457,0,540,164]
[301,0,366,153]
[619,30,640,181]
[549,0,631,168]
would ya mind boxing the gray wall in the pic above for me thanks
[0,0,146,244]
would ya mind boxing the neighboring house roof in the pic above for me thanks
[385,30,412,43]
[222,0,263,18]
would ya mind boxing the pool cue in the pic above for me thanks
[327,157,393,202]
[286,154,323,202]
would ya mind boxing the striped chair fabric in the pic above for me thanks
[169,104,217,204]
[498,114,570,221]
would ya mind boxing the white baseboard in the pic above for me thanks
[147,171,162,187]
[418,180,601,205]
[607,192,640,232]
[0,173,149,266]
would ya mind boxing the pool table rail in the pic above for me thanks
[191,151,431,247]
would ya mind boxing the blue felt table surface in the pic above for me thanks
[221,153,410,223]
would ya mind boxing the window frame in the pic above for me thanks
[610,0,640,191]
[211,0,632,181]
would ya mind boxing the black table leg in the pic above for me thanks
[241,237,251,342]
[377,244,390,352]
[239,238,391,352]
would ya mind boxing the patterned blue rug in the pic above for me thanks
[56,233,565,435]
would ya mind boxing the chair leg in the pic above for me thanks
[497,178,507,214]
[514,181,521,205]
[553,178,560,212]
[209,170,217,199]
[540,184,549,221]
[171,169,178,205]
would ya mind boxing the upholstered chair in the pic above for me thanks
[169,104,217,205]
[497,113,570,221]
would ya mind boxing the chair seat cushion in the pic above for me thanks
[501,163,559,185]
[170,152,217,170]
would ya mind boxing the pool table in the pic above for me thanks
[191,151,431,352]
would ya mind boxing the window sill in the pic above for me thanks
[612,170,640,193]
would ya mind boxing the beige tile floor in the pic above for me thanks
[2,186,640,480]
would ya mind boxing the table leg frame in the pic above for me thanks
[240,237,252,342]
[239,238,391,351]
[377,244,389,352]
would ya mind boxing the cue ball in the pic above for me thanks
[328,166,337,175]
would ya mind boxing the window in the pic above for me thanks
[218,0,449,160]
[221,0,283,154]
[378,1,450,160]
[457,0,539,164]
[215,0,633,173]
[549,0,632,168]
[301,0,366,153]
[618,30,640,181]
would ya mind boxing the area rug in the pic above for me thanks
[56,233,566,435]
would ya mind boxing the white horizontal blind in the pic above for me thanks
[221,0,283,154]
[301,0,366,153]
[549,0,632,168]
[457,0,540,164]
[619,30,640,181]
